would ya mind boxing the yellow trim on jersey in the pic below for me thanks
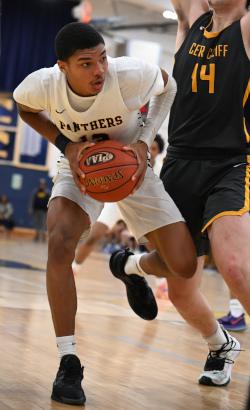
[204,29,222,39]
[244,117,250,143]
[243,79,250,108]
[243,80,250,143]
[201,157,250,232]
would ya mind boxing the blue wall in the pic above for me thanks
[0,164,52,228]
[1,0,75,92]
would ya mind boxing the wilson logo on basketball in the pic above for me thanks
[85,170,124,187]
[85,152,114,166]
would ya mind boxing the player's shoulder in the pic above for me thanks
[109,56,157,74]
[23,64,61,85]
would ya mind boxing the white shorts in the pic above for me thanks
[49,166,184,243]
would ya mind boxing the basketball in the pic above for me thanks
[79,140,139,202]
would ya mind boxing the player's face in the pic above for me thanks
[58,44,108,97]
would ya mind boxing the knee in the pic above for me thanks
[221,256,246,291]
[172,255,197,279]
[48,227,76,264]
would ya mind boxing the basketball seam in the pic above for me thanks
[83,163,138,175]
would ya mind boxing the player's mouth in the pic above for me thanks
[91,78,105,92]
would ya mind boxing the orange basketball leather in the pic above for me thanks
[79,140,139,202]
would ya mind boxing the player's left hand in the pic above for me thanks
[123,140,148,193]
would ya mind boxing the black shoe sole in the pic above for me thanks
[198,376,230,387]
[51,392,86,405]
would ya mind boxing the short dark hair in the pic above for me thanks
[247,0,250,9]
[154,134,165,154]
[55,22,105,60]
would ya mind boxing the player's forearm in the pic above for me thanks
[138,76,177,147]
[18,110,60,144]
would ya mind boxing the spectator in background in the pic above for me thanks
[29,179,50,242]
[0,195,15,236]
[150,133,165,168]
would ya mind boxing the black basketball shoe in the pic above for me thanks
[51,354,86,405]
[109,248,158,320]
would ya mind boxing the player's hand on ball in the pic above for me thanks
[65,141,95,193]
[123,141,148,193]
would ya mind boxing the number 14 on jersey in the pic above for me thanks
[191,63,215,94]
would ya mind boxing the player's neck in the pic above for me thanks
[211,7,247,32]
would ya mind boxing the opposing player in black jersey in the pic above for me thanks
[160,0,250,386]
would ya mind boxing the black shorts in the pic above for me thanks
[160,154,250,256]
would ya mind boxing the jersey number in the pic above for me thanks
[191,63,215,94]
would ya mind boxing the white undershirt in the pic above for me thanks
[67,85,96,112]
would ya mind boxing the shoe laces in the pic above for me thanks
[59,361,84,383]
[208,337,241,365]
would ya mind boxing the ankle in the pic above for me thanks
[124,253,147,276]
[56,335,77,359]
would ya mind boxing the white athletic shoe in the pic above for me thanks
[199,328,241,386]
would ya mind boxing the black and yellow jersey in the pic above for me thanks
[168,11,250,157]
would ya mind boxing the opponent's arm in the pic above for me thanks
[17,103,93,192]
[241,11,250,60]
[126,69,176,193]
[138,69,176,149]
[171,0,209,51]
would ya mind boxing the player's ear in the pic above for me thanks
[57,60,66,73]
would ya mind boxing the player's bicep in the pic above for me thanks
[188,1,209,27]
[17,103,43,114]
[171,0,209,27]
[241,13,250,60]
[171,0,209,52]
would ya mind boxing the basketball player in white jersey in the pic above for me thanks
[13,23,197,405]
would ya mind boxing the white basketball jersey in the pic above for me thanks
[14,56,164,174]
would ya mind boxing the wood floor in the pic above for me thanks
[0,236,249,410]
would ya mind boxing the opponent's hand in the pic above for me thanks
[65,141,95,193]
[123,140,148,193]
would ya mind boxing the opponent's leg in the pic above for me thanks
[209,213,250,315]
[166,257,240,387]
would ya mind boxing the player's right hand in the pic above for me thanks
[64,141,95,193]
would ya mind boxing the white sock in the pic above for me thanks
[124,253,147,277]
[230,298,244,317]
[205,323,228,351]
[56,335,76,359]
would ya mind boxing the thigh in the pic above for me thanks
[208,212,250,272]
[50,173,104,226]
